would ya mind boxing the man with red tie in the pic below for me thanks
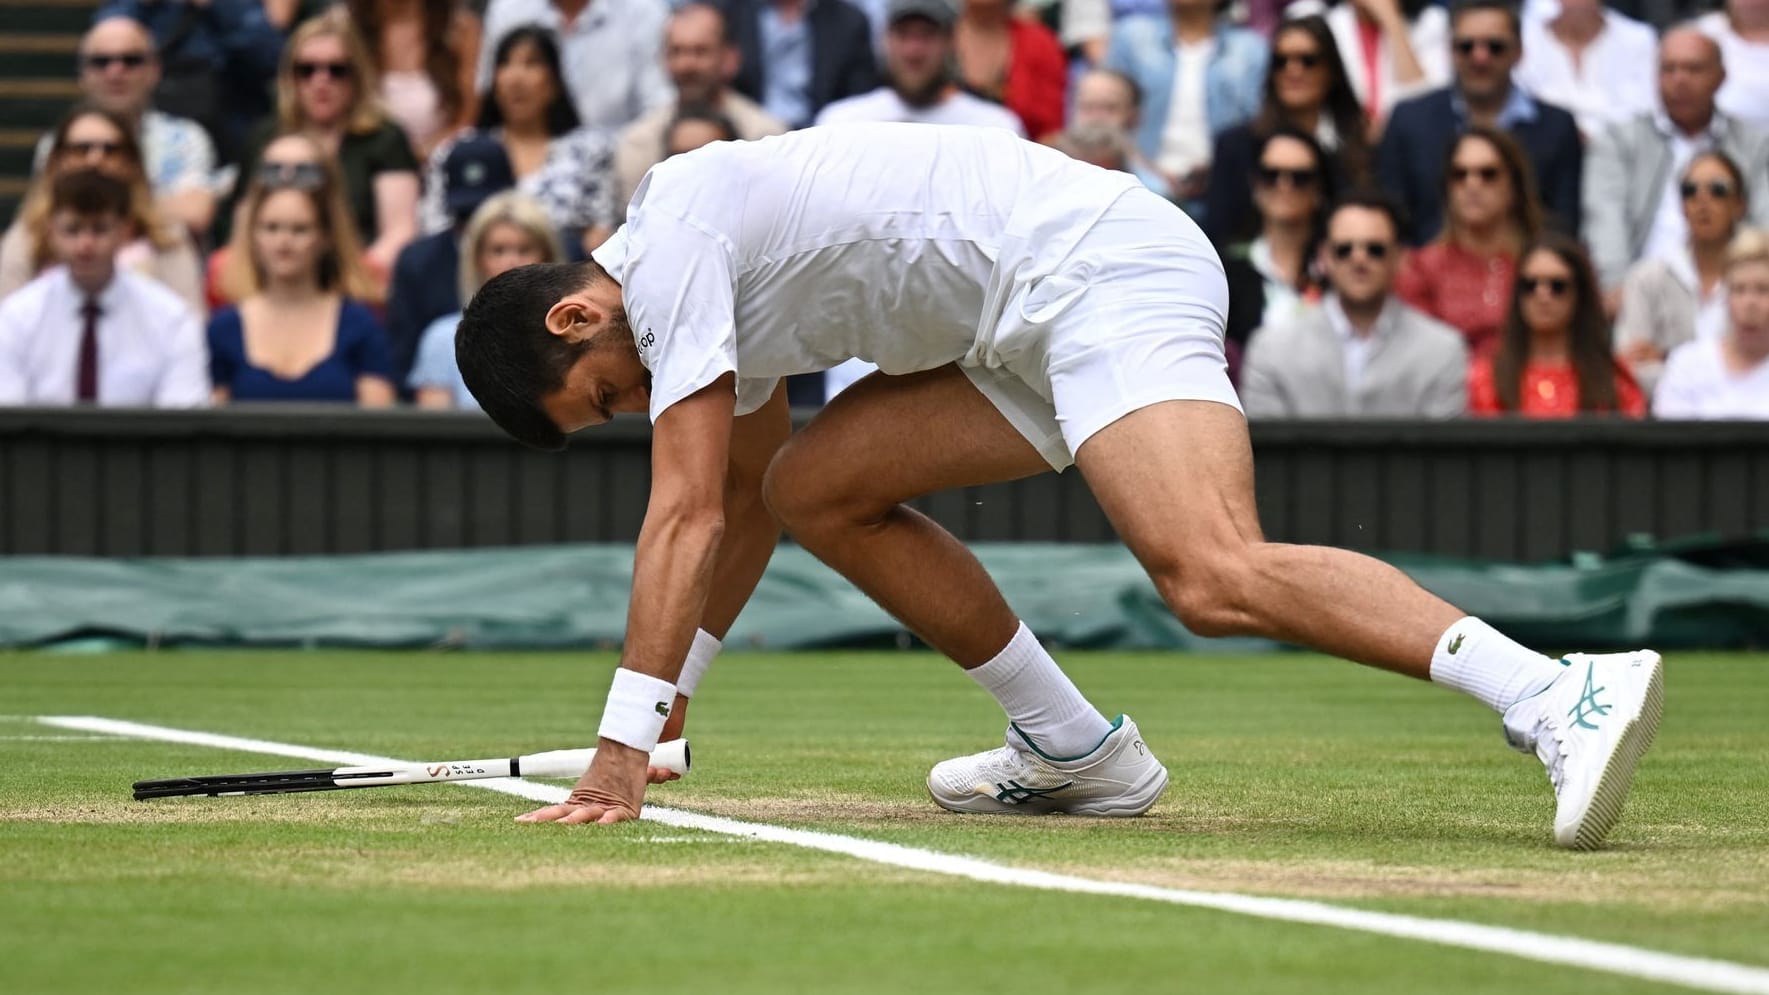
[0,168,207,407]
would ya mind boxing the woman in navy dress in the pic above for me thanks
[208,164,395,405]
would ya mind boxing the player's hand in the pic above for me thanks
[516,739,648,825]
[647,695,690,783]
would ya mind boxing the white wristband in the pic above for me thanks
[596,669,677,753]
[676,629,723,699]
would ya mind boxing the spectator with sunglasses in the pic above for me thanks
[1203,15,1372,246]
[223,14,420,287]
[208,139,393,407]
[5,105,203,315]
[1582,27,1769,296]
[35,18,218,238]
[1616,151,1750,394]
[1285,0,1451,132]
[1654,226,1769,419]
[1107,0,1268,212]
[1396,126,1540,354]
[420,25,616,257]
[1468,233,1645,417]
[1513,0,1655,142]
[1376,0,1582,243]
[1242,189,1467,418]
[1220,127,1333,374]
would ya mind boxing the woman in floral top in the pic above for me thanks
[419,25,615,256]
[1395,126,1540,355]
[1468,233,1646,417]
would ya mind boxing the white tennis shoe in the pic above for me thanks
[927,715,1169,816]
[1502,650,1665,849]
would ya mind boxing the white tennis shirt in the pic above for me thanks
[591,123,1142,422]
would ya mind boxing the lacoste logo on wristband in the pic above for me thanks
[655,701,671,717]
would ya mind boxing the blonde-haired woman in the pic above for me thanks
[1654,227,1769,419]
[409,191,563,409]
[208,146,393,406]
[226,13,419,283]
[0,104,203,314]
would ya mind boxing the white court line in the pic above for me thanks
[40,714,1769,995]
[0,735,128,742]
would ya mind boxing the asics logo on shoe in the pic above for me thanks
[1133,740,1146,757]
[993,779,1075,804]
[1568,663,1612,730]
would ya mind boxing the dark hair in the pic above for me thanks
[48,102,145,173]
[346,0,464,124]
[1449,0,1522,39]
[673,2,734,46]
[1328,188,1411,245]
[664,103,738,156]
[1439,125,1542,248]
[1257,16,1370,184]
[1247,125,1335,280]
[456,260,600,451]
[1493,232,1618,412]
[478,25,581,137]
[50,167,131,218]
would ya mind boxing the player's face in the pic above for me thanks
[538,289,653,433]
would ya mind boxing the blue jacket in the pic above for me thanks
[1376,86,1584,244]
[1106,16,1268,172]
[386,232,461,390]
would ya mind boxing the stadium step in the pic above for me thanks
[0,0,97,224]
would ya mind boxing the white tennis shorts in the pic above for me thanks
[962,185,1241,471]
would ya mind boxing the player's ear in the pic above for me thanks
[543,297,598,342]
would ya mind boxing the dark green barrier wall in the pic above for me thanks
[3,409,1767,561]
[5,542,1767,651]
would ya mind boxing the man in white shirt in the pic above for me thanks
[1514,0,1657,140]
[455,123,1663,850]
[614,3,789,215]
[0,170,207,408]
[478,0,674,132]
[814,0,1025,133]
[1241,192,1468,418]
[36,17,217,236]
[1699,0,1769,133]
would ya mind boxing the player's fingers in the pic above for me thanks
[597,806,637,825]
[514,803,574,823]
[646,766,681,784]
[558,803,610,825]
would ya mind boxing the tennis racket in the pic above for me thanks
[131,739,690,800]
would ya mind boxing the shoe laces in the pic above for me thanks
[1529,710,1569,795]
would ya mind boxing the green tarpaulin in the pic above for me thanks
[3,541,1768,651]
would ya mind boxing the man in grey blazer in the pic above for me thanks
[1583,27,1769,293]
[1241,192,1469,419]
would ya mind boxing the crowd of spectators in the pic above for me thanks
[1,0,1767,421]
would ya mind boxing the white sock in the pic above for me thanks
[966,622,1113,759]
[1429,617,1565,714]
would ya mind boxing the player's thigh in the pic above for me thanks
[1073,399,1265,574]
[763,364,1050,518]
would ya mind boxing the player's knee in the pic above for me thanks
[1155,560,1259,638]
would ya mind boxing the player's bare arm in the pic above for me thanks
[518,374,738,825]
[658,383,792,745]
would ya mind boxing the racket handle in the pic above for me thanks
[519,739,690,778]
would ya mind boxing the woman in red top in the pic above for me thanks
[1395,126,1541,354]
[1468,233,1647,418]
[954,0,1066,140]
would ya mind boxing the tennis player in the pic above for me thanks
[455,123,1662,848]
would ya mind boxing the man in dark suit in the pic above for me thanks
[720,0,881,129]
[1376,0,1583,244]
